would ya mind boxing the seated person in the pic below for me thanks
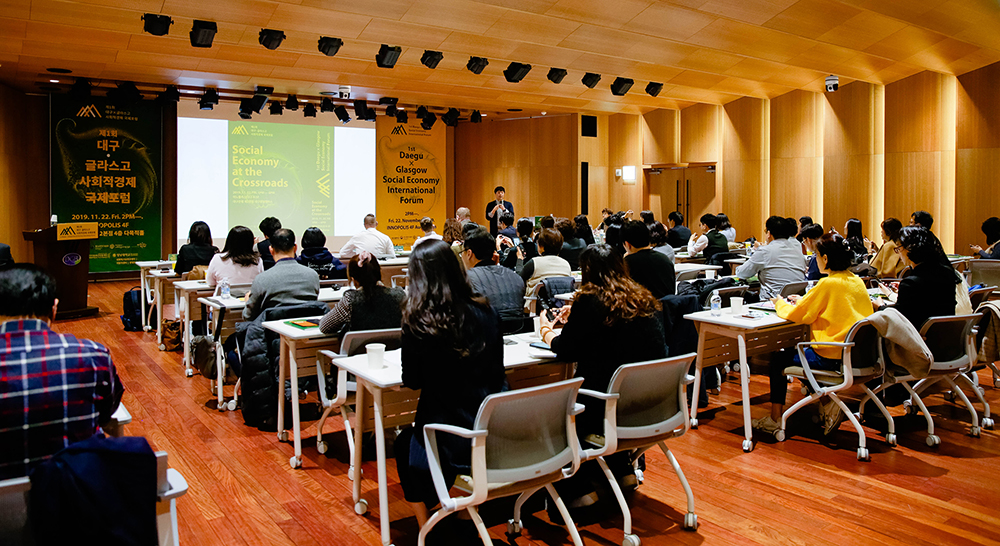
[497,210,517,240]
[971,216,1000,259]
[622,219,676,299]
[500,217,539,274]
[648,221,676,262]
[206,226,264,288]
[462,227,527,331]
[0,242,14,271]
[319,252,404,334]
[243,228,320,321]
[868,218,906,278]
[394,239,505,526]
[296,227,346,277]
[666,211,692,248]
[752,234,873,436]
[844,218,869,265]
[574,214,596,246]
[604,221,626,256]
[717,213,736,242]
[878,227,958,330]
[735,216,806,300]
[910,210,933,230]
[174,220,217,274]
[521,228,572,298]
[688,213,729,260]
[413,217,443,248]
[640,210,655,226]
[556,217,587,270]
[0,266,123,479]
[257,216,281,271]
[339,214,396,259]
[798,223,825,281]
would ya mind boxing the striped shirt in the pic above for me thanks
[0,319,122,479]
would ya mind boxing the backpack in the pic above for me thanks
[121,286,146,332]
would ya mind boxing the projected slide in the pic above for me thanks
[177,118,374,243]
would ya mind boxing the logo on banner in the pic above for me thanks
[232,125,249,135]
[76,105,101,118]
[60,225,76,237]
[316,173,331,198]
[391,125,408,135]
[62,253,82,266]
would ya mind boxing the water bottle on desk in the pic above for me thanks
[220,277,231,299]
[710,290,722,316]
[806,280,816,294]
[745,241,752,257]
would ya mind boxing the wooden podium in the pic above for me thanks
[23,223,100,319]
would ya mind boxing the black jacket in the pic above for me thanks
[625,249,676,299]
[257,240,275,270]
[667,226,691,248]
[559,237,588,270]
[174,243,217,274]
[893,261,958,330]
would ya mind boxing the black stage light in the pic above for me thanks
[467,56,489,74]
[254,85,273,95]
[190,20,217,48]
[258,28,286,50]
[421,112,437,130]
[238,98,253,119]
[107,81,142,107]
[645,82,663,97]
[334,105,351,124]
[354,99,370,119]
[582,72,601,89]
[610,77,634,96]
[547,68,567,84]
[420,50,443,69]
[385,104,397,116]
[320,97,335,112]
[416,105,428,118]
[470,110,482,123]
[441,108,460,127]
[375,44,402,68]
[156,85,180,103]
[285,94,299,111]
[250,94,268,113]
[199,99,214,110]
[365,109,377,121]
[503,62,531,83]
[201,88,219,105]
[380,97,398,117]
[395,109,407,124]
[303,103,317,117]
[269,102,283,115]
[70,78,91,98]
[142,13,173,36]
[318,37,344,56]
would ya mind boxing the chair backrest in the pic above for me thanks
[540,276,575,309]
[779,281,809,298]
[714,286,748,307]
[339,328,403,357]
[675,269,700,282]
[970,285,997,310]
[606,354,696,441]
[319,278,349,288]
[919,314,982,371]
[970,260,1000,288]
[844,319,883,377]
[474,378,583,485]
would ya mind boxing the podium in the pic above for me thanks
[23,224,100,319]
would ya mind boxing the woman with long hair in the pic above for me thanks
[318,252,404,334]
[574,214,596,246]
[174,221,217,274]
[868,218,905,278]
[205,226,263,287]
[393,239,505,525]
[844,218,869,264]
[717,212,736,242]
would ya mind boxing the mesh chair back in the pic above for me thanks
[714,286,748,307]
[970,286,997,310]
[607,354,696,440]
[0,477,31,546]
[970,260,1000,288]
[779,281,809,298]
[340,328,403,357]
[919,314,981,371]
[540,276,576,309]
[675,269,700,282]
[846,320,882,377]
[474,378,583,484]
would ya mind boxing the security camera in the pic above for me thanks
[825,75,839,92]
[339,85,351,99]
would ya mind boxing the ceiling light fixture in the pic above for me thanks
[199,88,218,110]
[395,109,407,124]
[416,106,428,118]
[142,13,173,36]
[320,97,335,112]
[441,108,460,127]
[421,112,437,130]
[420,50,444,69]
[353,99,370,120]
[470,110,482,123]
[258,28,286,50]
[375,44,402,68]
[334,105,351,124]
[238,98,253,119]
[107,81,142,107]
[610,77,634,96]
[190,20,217,48]
[250,94,268,113]
[269,102,283,115]
[70,78,91,98]
[254,85,273,95]
[582,73,601,89]
[156,85,181,103]
[547,68,567,84]
[504,62,531,83]
[285,94,299,111]
[466,56,489,75]
[318,37,344,56]
[645,82,663,97]
[303,103,317,117]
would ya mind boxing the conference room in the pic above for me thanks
[2,0,1000,544]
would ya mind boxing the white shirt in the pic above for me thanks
[413,231,443,248]
[720,227,736,242]
[339,227,396,259]
[205,253,263,287]
[734,238,806,299]
[688,234,708,255]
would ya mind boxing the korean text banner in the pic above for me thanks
[50,96,162,273]
[375,117,447,250]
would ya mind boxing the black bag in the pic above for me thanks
[121,286,147,332]
[676,277,738,307]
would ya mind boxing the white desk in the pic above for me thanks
[324,334,564,546]
[135,261,174,331]
[149,269,180,349]
[674,252,705,264]
[675,263,723,274]
[173,279,215,377]
[684,309,807,452]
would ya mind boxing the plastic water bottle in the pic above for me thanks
[745,242,752,257]
[806,280,816,293]
[710,290,722,316]
[220,277,231,299]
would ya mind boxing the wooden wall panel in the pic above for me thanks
[579,114,609,219]
[530,114,579,218]
[680,103,722,164]
[769,89,823,221]
[608,113,646,214]
[722,96,768,241]
[0,83,49,262]
[956,62,1000,250]
[642,108,680,165]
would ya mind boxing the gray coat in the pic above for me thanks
[467,264,526,324]
[242,258,320,321]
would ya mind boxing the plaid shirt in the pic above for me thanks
[0,319,123,479]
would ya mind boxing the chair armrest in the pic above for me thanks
[575,391,619,461]
[577,389,619,401]
[424,424,488,512]
[794,341,854,393]
[158,468,189,502]
[682,374,695,386]
[423,423,488,440]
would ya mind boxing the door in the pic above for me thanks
[644,168,678,224]
[685,166,717,226]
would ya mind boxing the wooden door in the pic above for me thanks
[645,168,678,224]
[685,166,717,227]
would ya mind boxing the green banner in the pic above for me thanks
[227,121,334,235]
[50,96,162,272]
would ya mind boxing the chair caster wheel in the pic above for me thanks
[143,325,152,332]
[185,368,193,377]
[903,401,917,415]
[742,439,753,452]
[623,533,641,546]
[354,499,368,515]
[926,434,941,447]
[217,402,225,411]
[159,344,166,351]
[970,426,981,438]
[690,418,698,429]
[853,412,864,424]
[857,447,870,461]
[943,391,956,402]
[634,468,644,485]
[982,418,994,429]
[317,441,328,454]
[683,512,698,530]
[731,362,740,373]
[886,433,897,447]
[774,429,786,442]
[227,400,237,411]
[289,456,301,469]
[278,430,289,442]
[978,386,986,395]
[507,519,522,536]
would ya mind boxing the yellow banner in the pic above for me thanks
[375,117,447,250]
[56,222,99,241]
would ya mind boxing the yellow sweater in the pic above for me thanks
[774,271,874,359]
[869,240,906,278]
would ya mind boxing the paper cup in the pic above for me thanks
[533,316,541,335]
[731,297,744,314]
[366,343,386,370]
[705,269,716,280]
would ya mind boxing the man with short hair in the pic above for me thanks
[688,213,729,259]
[455,207,472,225]
[413,217,442,249]
[666,211,691,248]
[339,214,396,259]
[622,219,676,298]
[485,186,514,236]
[258,217,282,270]
[910,210,934,230]
[640,210,655,226]
[243,228,320,321]
[498,211,517,239]
[0,266,123,479]
[735,216,807,300]
[462,227,526,330]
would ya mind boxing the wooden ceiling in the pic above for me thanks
[2,0,999,116]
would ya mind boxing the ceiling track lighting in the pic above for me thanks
[610,77,634,96]
[421,112,437,130]
[258,28,286,50]
[441,108,460,127]
[238,98,253,119]
[318,37,344,56]
[467,56,489,75]
[254,85,274,95]
[155,85,180,103]
[334,105,351,124]
[70,77,91,98]
[190,20,217,48]
[645,82,663,97]
[504,62,531,83]
[375,44,402,68]
[199,88,218,110]
[353,99,370,120]
[320,97,335,112]
[249,94,268,113]
[285,94,299,111]
[421,50,444,69]
[269,102,283,115]
[395,109,408,124]
[416,106,428,119]
[582,72,601,89]
[107,81,142,107]
[470,110,482,123]
[303,103,317,117]
[142,13,173,36]
[547,68,567,84]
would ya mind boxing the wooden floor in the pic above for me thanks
[65,280,1000,545]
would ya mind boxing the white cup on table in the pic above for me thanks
[366,343,386,369]
[730,296,744,315]
[533,316,541,337]
[705,269,716,280]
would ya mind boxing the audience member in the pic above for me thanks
[206,226,263,288]
[666,211,692,248]
[603,221,626,256]
[174,220,218,274]
[485,185,514,236]
[868,218,906,278]
[798,223,825,281]
[622,219,676,298]
[462,227,527,331]
[648,221,676,262]
[500,217,538,274]
[0,242,12,271]
[574,214,596,246]
[319,252,404,335]
[243,229,320,321]
[910,210,934,230]
[844,218,869,264]
[717,213,736,242]
[640,210,655,226]
[521,228,572,297]
[297,227,345,276]
[735,216,806,299]
[442,218,463,246]
[339,214,396,259]
[798,216,813,232]
[413,217,443,248]
[497,211,517,240]
[878,227,957,330]
[539,215,556,231]
[394,239,505,526]
[257,216,281,271]
[556,217,587,270]
[971,216,1000,259]
[455,207,472,225]
[688,213,729,260]
[596,207,615,230]
[0,266,123,479]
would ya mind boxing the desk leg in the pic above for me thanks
[288,340,303,469]
[216,338,225,411]
[155,277,164,349]
[371,388,392,546]
[689,329,707,428]
[277,340,289,443]
[737,334,753,452]
[140,268,149,330]
[182,294,192,377]
[352,381,367,513]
